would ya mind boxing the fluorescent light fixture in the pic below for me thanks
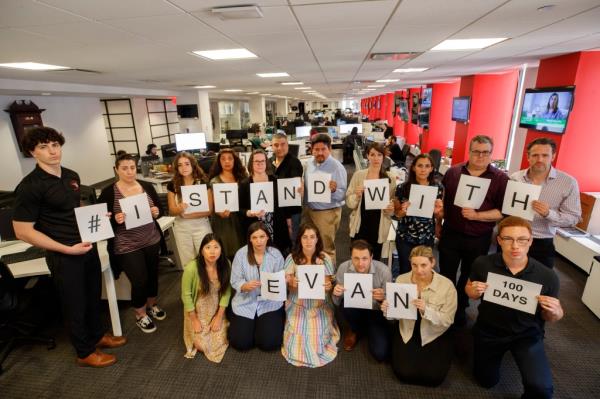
[0,62,69,71]
[41,92,52,96]
[192,48,257,60]
[376,79,399,83]
[431,38,507,51]
[281,81,303,85]
[246,91,259,94]
[364,89,377,91]
[393,67,429,73]
[294,87,311,90]
[256,72,289,78]
[260,93,272,96]
[194,85,216,89]
[224,89,243,92]
[368,84,385,88]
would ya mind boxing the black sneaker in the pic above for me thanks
[136,315,157,333]
[147,305,166,321]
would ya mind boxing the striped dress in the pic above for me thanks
[281,255,340,368]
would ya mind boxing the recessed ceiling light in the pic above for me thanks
[376,79,398,83]
[0,62,69,71]
[194,85,216,89]
[256,72,289,78]
[224,89,243,92]
[246,91,259,94]
[294,87,311,90]
[364,89,377,91]
[431,38,507,51]
[393,68,429,73]
[368,84,385,88]
[192,48,258,60]
[281,81,303,85]
[41,92,52,96]
[260,93,272,96]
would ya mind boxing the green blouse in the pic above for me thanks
[181,259,232,313]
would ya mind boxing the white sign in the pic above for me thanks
[483,272,542,314]
[277,177,302,207]
[74,203,114,243]
[307,172,332,203]
[502,180,542,221]
[297,265,325,300]
[453,174,491,209]
[385,283,418,320]
[212,183,239,213]
[119,193,153,230]
[260,270,286,302]
[363,179,389,210]
[250,182,274,212]
[180,184,209,213]
[344,273,373,309]
[406,184,438,218]
[387,220,398,241]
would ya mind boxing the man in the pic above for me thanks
[467,216,563,399]
[439,135,508,325]
[332,240,392,361]
[271,133,304,242]
[304,133,347,265]
[12,127,126,367]
[511,137,581,268]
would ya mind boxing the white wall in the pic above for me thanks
[0,95,114,190]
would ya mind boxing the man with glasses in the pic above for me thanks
[510,138,581,268]
[439,135,508,326]
[466,216,563,399]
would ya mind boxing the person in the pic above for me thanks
[346,142,395,261]
[342,126,361,164]
[116,149,127,158]
[239,149,290,255]
[466,216,564,398]
[281,222,339,367]
[248,128,270,150]
[393,153,444,277]
[510,138,581,268]
[228,222,286,351]
[271,132,304,242]
[383,123,394,140]
[438,135,508,326]
[181,234,231,362]
[145,143,158,156]
[540,93,564,120]
[167,152,213,266]
[385,135,404,166]
[332,240,392,361]
[381,246,456,387]
[99,154,166,334]
[304,133,347,266]
[13,127,126,368]
[208,149,248,260]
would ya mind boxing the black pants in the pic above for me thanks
[439,227,492,311]
[116,242,160,309]
[342,306,391,361]
[227,307,285,351]
[45,247,104,359]
[529,238,555,269]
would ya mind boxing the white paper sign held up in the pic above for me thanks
[501,180,542,221]
[213,183,239,213]
[385,283,418,320]
[250,182,274,212]
[344,273,373,309]
[363,179,389,210]
[260,270,286,302]
[307,172,331,203]
[119,193,153,230]
[180,184,209,213]
[297,265,325,300]
[74,203,114,243]
[483,272,542,314]
[406,184,438,218]
[277,177,302,207]
[453,174,491,209]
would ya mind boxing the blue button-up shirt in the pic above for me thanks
[230,245,285,318]
[304,154,347,210]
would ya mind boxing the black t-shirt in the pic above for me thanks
[13,165,82,246]
[470,253,559,337]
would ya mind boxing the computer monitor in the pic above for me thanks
[161,143,177,159]
[340,123,362,134]
[225,129,249,140]
[295,125,311,138]
[205,142,221,153]
[141,154,159,163]
[327,126,338,138]
[175,133,207,151]
[287,143,300,158]
[336,119,346,126]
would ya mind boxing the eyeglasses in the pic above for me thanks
[499,236,531,246]
[470,150,491,157]
[253,160,266,164]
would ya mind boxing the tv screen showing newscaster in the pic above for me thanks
[519,88,574,134]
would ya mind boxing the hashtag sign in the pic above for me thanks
[88,214,100,233]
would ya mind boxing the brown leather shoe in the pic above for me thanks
[343,330,358,351]
[77,350,117,368]
[96,333,127,349]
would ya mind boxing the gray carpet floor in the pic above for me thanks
[1,161,599,398]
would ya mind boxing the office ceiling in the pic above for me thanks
[0,0,599,100]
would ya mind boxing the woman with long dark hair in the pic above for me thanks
[181,234,231,362]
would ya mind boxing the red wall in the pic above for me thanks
[452,76,474,164]
[422,81,460,153]
[405,87,423,145]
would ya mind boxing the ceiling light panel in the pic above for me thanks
[257,72,289,78]
[431,38,507,51]
[0,62,69,70]
[393,68,429,73]
[376,79,399,83]
[281,82,303,85]
[193,48,258,60]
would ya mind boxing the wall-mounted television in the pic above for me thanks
[398,99,408,122]
[339,123,362,134]
[421,88,432,109]
[176,104,199,119]
[451,96,471,123]
[519,86,575,134]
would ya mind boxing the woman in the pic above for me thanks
[208,149,248,260]
[239,150,290,256]
[228,222,285,351]
[281,222,339,367]
[393,153,444,277]
[99,154,166,333]
[541,92,564,119]
[347,142,396,260]
[167,152,213,266]
[381,246,456,387]
[181,234,231,362]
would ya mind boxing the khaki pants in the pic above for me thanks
[303,207,342,267]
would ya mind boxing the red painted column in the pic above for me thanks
[424,81,460,153]
[379,95,386,121]
[385,93,395,126]
[452,76,474,164]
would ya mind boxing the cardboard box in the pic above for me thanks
[577,192,600,234]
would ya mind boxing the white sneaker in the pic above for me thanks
[147,305,166,321]
[136,315,157,333]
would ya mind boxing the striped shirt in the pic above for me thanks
[230,245,285,319]
[113,185,161,254]
[511,167,581,238]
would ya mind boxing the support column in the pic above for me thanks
[249,96,266,127]
[196,91,214,141]
[276,98,288,117]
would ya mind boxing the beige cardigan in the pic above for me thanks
[346,168,396,244]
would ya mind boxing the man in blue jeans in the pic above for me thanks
[466,216,564,398]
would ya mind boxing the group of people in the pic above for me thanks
[11,125,579,397]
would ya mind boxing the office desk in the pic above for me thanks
[554,234,600,274]
[136,174,172,194]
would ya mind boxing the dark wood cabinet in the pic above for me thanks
[4,100,45,157]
